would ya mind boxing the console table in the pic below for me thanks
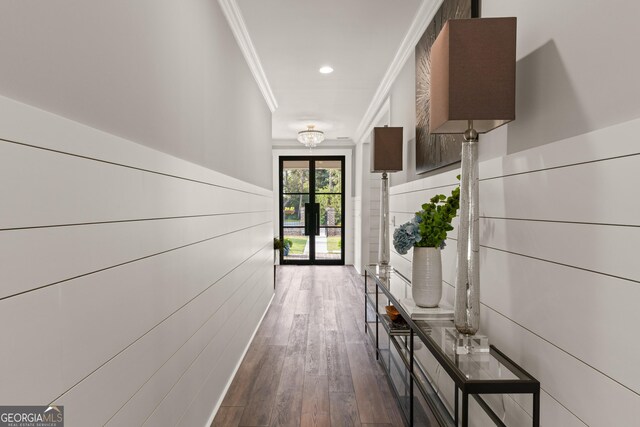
[364,265,540,427]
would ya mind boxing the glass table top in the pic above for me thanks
[365,265,536,385]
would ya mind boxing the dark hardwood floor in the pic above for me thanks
[212,265,404,427]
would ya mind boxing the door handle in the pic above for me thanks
[304,202,311,236]
[315,203,320,235]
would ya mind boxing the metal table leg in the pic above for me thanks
[462,392,468,427]
[375,277,379,360]
[364,273,368,334]
[533,390,540,427]
[410,330,414,426]
[455,386,459,426]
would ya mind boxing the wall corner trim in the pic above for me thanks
[218,0,278,113]
[354,0,441,143]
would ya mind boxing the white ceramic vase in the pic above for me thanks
[411,247,442,308]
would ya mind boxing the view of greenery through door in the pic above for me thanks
[280,157,344,264]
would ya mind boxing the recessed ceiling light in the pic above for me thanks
[319,66,334,74]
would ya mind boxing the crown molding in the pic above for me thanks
[354,0,442,143]
[218,0,278,113]
[358,97,391,144]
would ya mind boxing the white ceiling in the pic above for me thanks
[236,0,423,142]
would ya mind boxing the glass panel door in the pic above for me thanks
[314,159,343,261]
[279,156,345,265]
[281,160,311,262]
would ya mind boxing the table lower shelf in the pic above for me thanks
[368,311,455,427]
[364,266,540,427]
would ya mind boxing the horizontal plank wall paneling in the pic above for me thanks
[0,140,270,230]
[0,212,270,300]
[354,196,363,273]
[0,96,274,426]
[54,247,273,426]
[480,218,639,282]
[480,154,640,226]
[389,118,640,426]
[176,286,274,427]
[480,251,640,412]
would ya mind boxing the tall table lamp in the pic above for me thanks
[430,17,517,336]
[371,126,403,269]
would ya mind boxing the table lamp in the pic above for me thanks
[430,17,517,335]
[371,126,403,269]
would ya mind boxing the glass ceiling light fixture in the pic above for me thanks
[319,65,334,74]
[297,125,325,148]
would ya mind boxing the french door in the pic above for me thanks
[279,156,345,265]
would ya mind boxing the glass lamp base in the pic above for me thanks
[444,328,489,355]
[377,263,392,274]
[378,172,390,266]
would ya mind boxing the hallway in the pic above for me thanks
[212,266,404,426]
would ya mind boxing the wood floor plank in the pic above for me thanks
[347,340,382,379]
[276,277,291,305]
[301,375,330,427]
[310,277,325,298]
[212,406,245,427]
[216,266,404,427]
[326,330,354,393]
[256,304,282,339]
[286,314,309,356]
[271,281,299,346]
[365,344,385,378]
[270,354,305,427]
[308,297,324,325]
[305,328,327,376]
[299,272,313,291]
[336,304,364,345]
[295,289,312,314]
[323,299,338,332]
[334,279,364,345]
[329,392,361,427]
[239,345,286,426]
[346,343,390,424]
[222,335,268,406]
[323,277,337,301]
[374,375,405,426]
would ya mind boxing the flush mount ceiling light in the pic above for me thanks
[319,66,334,74]
[297,125,325,148]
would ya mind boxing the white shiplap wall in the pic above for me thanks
[354,141,365,273]
[0,95,274,426]
[354,195,363,271]
[354,142,377,274]
[389,118,640,426]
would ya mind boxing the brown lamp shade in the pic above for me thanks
[371,127,403,172]
[430,17,517,134]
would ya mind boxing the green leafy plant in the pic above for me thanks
[415,184,460,248]
[393,177,460,254]
[273,237,292,251]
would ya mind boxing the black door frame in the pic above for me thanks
[279,155,345,265]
